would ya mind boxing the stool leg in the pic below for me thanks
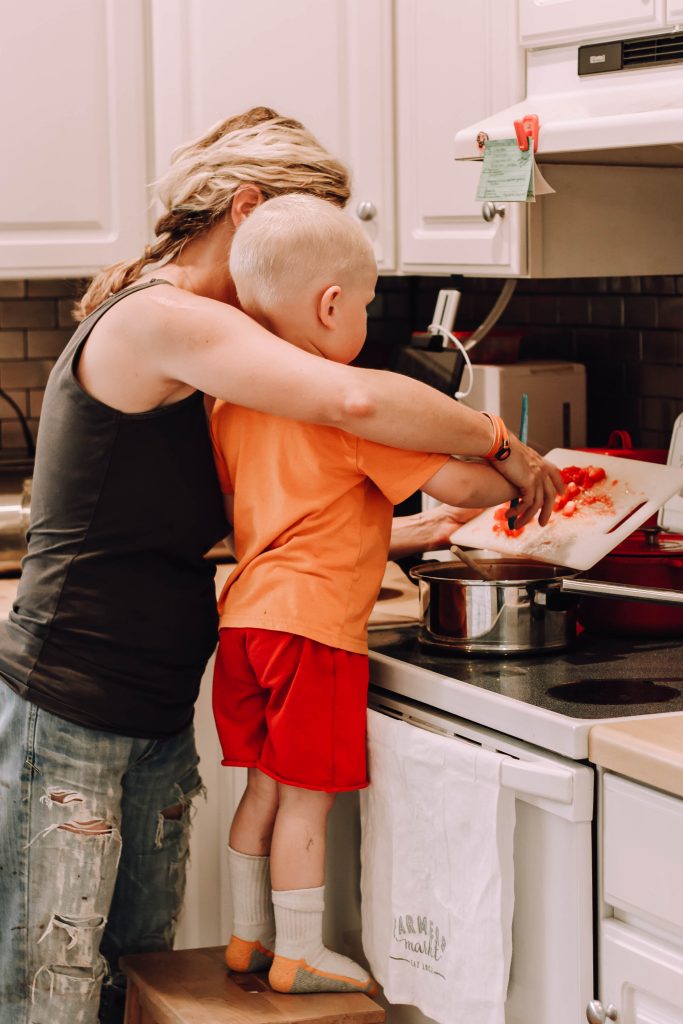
[123,981,143,1024]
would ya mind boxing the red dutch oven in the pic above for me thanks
[577,528,683,637]
[577,428,667,465]
[573,431,682,636]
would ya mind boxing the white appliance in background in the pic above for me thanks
[460,361,586,454]
[325,686,594,1024]
[422,360,586,558]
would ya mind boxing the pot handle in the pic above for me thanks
[560,577,683,605]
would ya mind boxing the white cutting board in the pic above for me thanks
[450,448,683,571]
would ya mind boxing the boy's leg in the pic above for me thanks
[98,722,204,1024]
[225,767,278,972]
[0,683,127,1024]
[269,783,377,996]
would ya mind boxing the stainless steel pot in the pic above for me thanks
[409,558,579,655]
[0,470,31,571]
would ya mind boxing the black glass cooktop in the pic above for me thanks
[368,627,683,719]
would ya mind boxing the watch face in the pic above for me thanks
[496,443,511,461]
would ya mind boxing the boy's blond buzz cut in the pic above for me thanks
[229,193,377,316]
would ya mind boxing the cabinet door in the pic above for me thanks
[0,0,149,278]
[395,0,525,276]
[600,919,683,1023]
[519,0,666,47]
[668,1,683,20]
[151,0,395,270]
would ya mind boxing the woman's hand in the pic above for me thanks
[389,504,482,560]
[492,434,565,528]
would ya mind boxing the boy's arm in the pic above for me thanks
[421,457,518,509]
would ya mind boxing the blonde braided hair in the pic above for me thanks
[74,107,351,321]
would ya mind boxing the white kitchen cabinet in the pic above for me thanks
[600,919,683,1024]
[668,1,683,20]
[596,772,683,1024]
[395,0,526,275]
[0,0,150,279]
[150,0,396,271]
[518,0,667,48]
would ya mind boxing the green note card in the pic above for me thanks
[475,138,535,202]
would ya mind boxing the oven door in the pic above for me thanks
[325,687,595,1024]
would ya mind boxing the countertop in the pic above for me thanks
[589,717,683,800]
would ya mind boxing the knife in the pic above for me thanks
[508,392,528,530]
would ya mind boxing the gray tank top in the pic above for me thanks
[0,279,228,737]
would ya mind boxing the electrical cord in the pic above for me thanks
[0,387,36,457]
[426,325,474,400]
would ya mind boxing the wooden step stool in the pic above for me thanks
[121,946,386,1024]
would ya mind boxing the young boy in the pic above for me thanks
[210,194,518,996]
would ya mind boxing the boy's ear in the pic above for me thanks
[230,185,265,227]
[318,285,342,328]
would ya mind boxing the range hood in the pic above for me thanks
[453,38,683,277]
[455,40,683,166]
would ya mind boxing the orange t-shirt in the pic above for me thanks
[210,403,448,655]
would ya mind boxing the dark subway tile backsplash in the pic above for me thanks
[363,274,683,450]
[0,274,682,452]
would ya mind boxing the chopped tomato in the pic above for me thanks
[585,466,606,485]
[561,465,587,487]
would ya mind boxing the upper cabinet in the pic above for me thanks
[0,0,149,279]
[518,0,668,47]
[395,0,525,275]
[150,0,396,271]
[152,0,525,278]
[10,0,673,281]
[2,0,521,279]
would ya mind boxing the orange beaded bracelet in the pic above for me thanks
[482,412,512,462]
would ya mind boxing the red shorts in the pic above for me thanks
[212,627,369,792]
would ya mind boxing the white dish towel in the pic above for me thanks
[360,709,516,1024]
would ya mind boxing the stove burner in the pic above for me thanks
[547,678,681,706]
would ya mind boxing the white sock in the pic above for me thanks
[272,885,370,984]
[228,846,275,947]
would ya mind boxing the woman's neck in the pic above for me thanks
[156,216,239,306]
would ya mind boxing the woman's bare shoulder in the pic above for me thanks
[93,279,244,358]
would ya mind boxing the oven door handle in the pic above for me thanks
[500,758,574,804]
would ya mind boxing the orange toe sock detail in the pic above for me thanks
[225,935,274,973]
[268,954,379,996]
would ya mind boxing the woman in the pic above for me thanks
[0,107,562,1024]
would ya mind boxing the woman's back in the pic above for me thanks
[0,281,227,738]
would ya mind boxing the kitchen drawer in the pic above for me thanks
[603,772,683,935]
[601,918,683,1020]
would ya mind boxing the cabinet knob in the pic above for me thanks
[356,200,377,222]
[586,1000,619,1023]
[481,202,506,222]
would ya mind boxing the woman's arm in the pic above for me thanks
[151,289,563,525]
[389,504,482,560]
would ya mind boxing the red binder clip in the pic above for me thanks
[514,114,539,153]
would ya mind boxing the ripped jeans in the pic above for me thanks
[0,682,204,1024]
